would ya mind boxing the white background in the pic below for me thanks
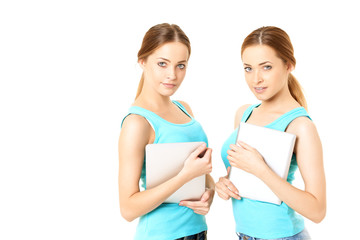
[1,0,359,239]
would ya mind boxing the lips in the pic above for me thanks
[162,83,176,89]
[254,87,267,93]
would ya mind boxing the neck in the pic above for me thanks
[134,88,173,111]
[259,86,300,112]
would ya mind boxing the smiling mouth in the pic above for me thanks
[254,87,267,93]
[162,83,176,88]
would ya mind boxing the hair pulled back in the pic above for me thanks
[241,26,307,110]
[135,23,191,99]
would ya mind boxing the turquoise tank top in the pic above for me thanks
[121,100,208,240]
[221,104,311,239]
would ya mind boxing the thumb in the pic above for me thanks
[190,143,207,157]
[202,148,212,160]
[201,190,210,202]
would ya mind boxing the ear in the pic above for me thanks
[287,63,295,73]
[138,58,146,70]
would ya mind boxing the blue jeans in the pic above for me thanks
[237,229,311,240]
[176,231,207,240]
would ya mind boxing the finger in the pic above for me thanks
[219,178,241,200]
[227,147,243,157]
[227,150,234,157]
[194,209,208,215]
[237,141,253,151]
[179,200,203,208]
[227,151,238,163]
[216,176,238,200]
[218,193,230,200]
[224,185,241,200]
[181,202,196,210]
[224,179,239,196]
[190,143,207,158]
[180,202,209,215]
[227,155,239,168]
[215,187,230,200]
[227,155,235,162]
[200,190,211,202]
[217,187,236,200]
[190,204,209,212]
[229,143,241,151]
[202,148,212,161]
[228,190,241,200]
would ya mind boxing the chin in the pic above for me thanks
[252,90,273,101]
[160,90,176,97]
[253,93,266,100]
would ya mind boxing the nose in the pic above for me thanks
[253,69,263,84]
[167,67,176,80]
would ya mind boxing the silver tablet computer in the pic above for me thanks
[145,142,206,203]
[229,122,296,205]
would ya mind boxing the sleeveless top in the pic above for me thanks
[221,104,311,239]
[121,100,208,240]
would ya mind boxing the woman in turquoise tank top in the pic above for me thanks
[215,27,326,239]
[118,23,215,240]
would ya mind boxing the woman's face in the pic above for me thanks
[242,45,293,102]
[139,42,189,97]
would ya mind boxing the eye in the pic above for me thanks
[178,64,186,69]
[158,62,166,67]
[264,65,272,70]
[244,67,252,72]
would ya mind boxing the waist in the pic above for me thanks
[135,203,207,240]
[232,198,304,239]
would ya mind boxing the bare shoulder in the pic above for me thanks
[234,104,252,128]
[177,100,194,117]
[286,117,322,155]
[286,116,318,137]
[122,114,151,131]
[120,114,152,146]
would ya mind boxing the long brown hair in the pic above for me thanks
[241,26,308,110]
[135,23,191,99]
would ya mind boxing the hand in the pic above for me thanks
[227,141,267,178]
[179,188,215,215]
[215,167,241,200]
[180,143,212,181]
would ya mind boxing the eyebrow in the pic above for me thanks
[244,61,272,66]
[259,61,272,65]
[157,57,187,63]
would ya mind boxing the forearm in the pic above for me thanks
[120,143,212,222]
[260,167,326,223]
[121,172,190,222]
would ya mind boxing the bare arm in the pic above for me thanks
[119,114,212,222]
[215,104,250,201]
[228,117,326,223]
[262,118,326,222]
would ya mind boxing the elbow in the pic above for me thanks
[120,203,138,222]
[311,214,325,224]
[120,208,136,222]
[309,206,326,224]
